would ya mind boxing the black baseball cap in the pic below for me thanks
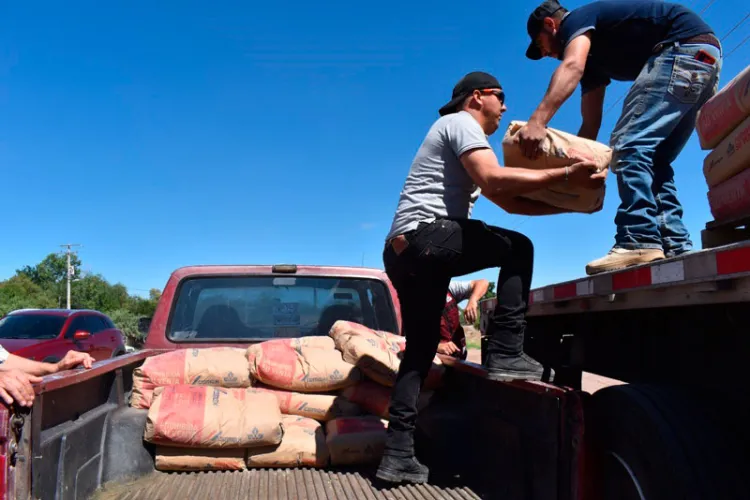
[526,0,565,60]
[438,71,503,116]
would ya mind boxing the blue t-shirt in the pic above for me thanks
[558,0,715,93]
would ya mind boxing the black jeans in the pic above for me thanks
[382,218,534,457]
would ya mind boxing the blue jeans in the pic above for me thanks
[610,42,722,256]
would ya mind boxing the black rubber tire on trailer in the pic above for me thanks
[587,384,749,500]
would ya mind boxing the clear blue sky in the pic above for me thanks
[1,0,748,296]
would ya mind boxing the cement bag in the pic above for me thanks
[155,447,246,472]
[144,386,283,448]
[131,347,251,409]
[325,416,388,466]
[697,65,750,150]
[342,381,434,418]
[246,415,329,468]
[336,334,402,386]
[707,167,750,221]
[338,334,445,387]
[247,337,361,392]
[255,385,363,421]
[329,320,406,353]
[703,115,750,187]
[502,120,610,213]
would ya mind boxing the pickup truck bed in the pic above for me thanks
[11,351,580,500]
[93,468,481,500]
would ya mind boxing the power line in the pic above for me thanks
[720,12,750,41]
[725,32,750,59]
[699,0,719,15]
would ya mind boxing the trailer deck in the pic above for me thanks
[480,239,750,318]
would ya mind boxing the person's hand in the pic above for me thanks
[464,300,479,324]
[56,351,94,372]
[0,369,42,407]
[436,342,460,356]
[567,161,606,189]
[517,121,547,159]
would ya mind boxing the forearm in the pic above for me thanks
[469,281,489,303]
[488,195,571,215]
[1,354,57,376]
[486,166,568,198]
[530,63,584,126]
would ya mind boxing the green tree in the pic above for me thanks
[0,275,57,316]
[72,275,128,312]
[17,253,82,287]
[1,254,162,347]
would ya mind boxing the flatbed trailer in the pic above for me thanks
[479,240,750,499]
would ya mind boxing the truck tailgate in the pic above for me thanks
[93,468,481,500]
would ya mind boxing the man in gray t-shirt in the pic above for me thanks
[376,71,601,485]
[385,110,488,241]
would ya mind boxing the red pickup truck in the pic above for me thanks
[0,264,585,500]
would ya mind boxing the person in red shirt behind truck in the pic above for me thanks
[437,279,489,360]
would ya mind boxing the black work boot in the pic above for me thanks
[485,352,553,382]
[483,324,554,382]
[376,455,429,484]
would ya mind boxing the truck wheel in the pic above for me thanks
[588,384,748,500]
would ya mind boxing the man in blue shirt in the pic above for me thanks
[518,1,722,274]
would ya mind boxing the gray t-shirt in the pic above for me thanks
[448,280,474,303]
[386,111,490,240]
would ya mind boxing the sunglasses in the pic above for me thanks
[479,89,505,104]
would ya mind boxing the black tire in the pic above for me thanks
[42,356,61,364]
[588,384,749,500]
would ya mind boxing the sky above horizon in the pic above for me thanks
[2,0,749,297]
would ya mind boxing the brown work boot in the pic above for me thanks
[585,247,665,275]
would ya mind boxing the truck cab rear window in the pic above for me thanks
[167,276,398,342]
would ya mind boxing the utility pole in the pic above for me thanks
[60,244,81,309]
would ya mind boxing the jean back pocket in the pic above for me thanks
[668,55,715,104]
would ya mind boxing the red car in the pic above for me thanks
[0,309,126,363]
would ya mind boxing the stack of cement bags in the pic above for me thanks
[698,65,750,222]
[132,325,444,471]
[502,120,612,213]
